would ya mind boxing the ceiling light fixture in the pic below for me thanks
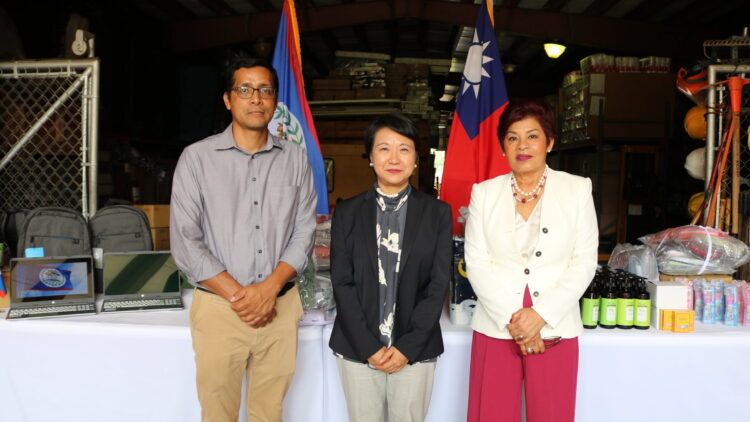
[544,43,566,59]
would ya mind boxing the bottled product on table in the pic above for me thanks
[634,280,651,329]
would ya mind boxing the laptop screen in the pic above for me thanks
[103,251,180,296]
[11,256,94,302]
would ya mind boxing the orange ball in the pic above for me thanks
[684,105,707,140]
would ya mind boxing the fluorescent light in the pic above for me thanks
[544,43,566,59]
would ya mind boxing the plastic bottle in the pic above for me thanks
[634,279,651,329]
[599,281,618,329]
[616,279,635,329]
[581,281,600,329]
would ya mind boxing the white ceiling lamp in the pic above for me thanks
[544,43,566,59]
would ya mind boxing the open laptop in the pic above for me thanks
[6,255,96,320]
[101,251,183,312]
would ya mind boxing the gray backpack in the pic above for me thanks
[17,207,91,257]
[90,205,152,252]
[1,208,31,256]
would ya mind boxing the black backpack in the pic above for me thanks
[17,207,91,257]
[2,208,31,257]
[89,205,152,252]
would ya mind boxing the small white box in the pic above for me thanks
[646,281,690,309]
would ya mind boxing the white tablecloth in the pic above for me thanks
[2,295,749,422]
[322,313,750,422]
[0,290,324,422]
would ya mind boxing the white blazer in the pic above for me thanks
[465,168,598,339]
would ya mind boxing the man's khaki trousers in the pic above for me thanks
[190,286,303,422]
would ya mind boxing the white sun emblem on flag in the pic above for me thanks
[462,30,494,98]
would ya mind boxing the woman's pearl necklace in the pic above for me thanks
[511,166,548,203]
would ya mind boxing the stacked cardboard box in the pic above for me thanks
[135,205,171,251]
[312,78,354,101]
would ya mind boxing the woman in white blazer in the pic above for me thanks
[464,99,598,422]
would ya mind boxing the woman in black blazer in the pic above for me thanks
[329,113,452,422]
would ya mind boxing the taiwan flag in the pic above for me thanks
[269,0,329,215]
[440,0,510,235]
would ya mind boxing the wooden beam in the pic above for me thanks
[247,0,275,13]
[543,0,570,11]
[151,0,196,21]
[624,0,673,21]
[171,0,715,59]
[582,0,620,16]
[198,0,236,16]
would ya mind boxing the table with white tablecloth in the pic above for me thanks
[0,290,324,422]
[2,292,749,422]
[322,313,750,422]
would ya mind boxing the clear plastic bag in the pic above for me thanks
[608,243,659,281]
[313,215,331,270]
[638,225,750,275]
[298,258,335,312]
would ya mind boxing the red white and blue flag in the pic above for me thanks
[269,0,329,215]
[440,0,510,235]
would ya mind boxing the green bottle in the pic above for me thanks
[599,282,618,329]
[616,284,634,329]
[581,282,600,328]
[634,280,651,329]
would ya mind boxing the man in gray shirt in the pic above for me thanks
[170,56,317,422]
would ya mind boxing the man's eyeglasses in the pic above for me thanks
[231,86,276,99]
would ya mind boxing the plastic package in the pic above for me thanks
[702,281,715,324]
[711,279,725,323]
[724,282,739,326]
[675,277,694,310]
[313,215,332,270]
[693,279,705,321]
[738,281,748,326]
[639,225,750,275]
[297,260,336,312]
[608,243,658,281]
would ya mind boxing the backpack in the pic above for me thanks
[89,205,152,252]
[2,208,31,257]
[17,207,91,257]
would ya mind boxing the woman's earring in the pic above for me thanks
[414,164,418,168]
[547,149,551,153]
[369,162,374,167]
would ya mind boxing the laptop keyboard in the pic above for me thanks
[8,303,96,319]
[102,298,182,312]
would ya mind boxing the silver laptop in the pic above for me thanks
[6,255,96,320]
[101,251,183,313]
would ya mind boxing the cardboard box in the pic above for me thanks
[659,309,674,331]
[659,274,733,283]
[312,78,351,91]
[313,89,355,101]
[672,310,695,332]
[135,205,170,228]
[355,87,386,100]
[646,281,690,309]
[151,228,170,251]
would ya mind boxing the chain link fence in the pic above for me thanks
[705,65,750,278]
[0,60,99,217]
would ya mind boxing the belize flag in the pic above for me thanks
[269,0,329,215]
[440,0,510,235]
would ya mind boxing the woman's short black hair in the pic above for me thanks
[224,56,279,95]
[363,113,420,156]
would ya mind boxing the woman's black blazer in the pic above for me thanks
[328,188,452,363]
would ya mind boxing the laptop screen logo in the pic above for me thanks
[33,266,74,291]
